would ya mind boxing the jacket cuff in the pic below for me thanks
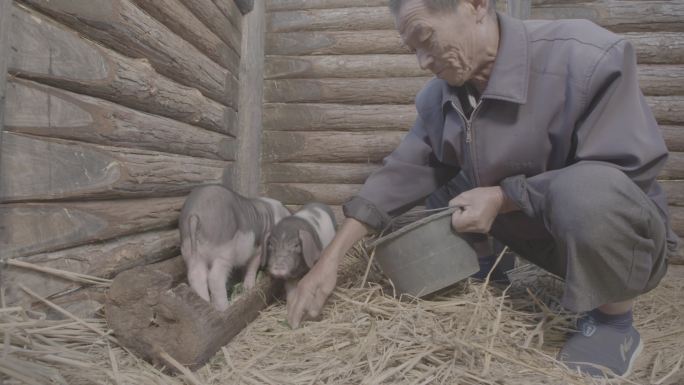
[500,175,535,217]
[342,196,391,231]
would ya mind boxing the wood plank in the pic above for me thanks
[266,0,386,11]
[263,131,405,163]
[212,0,244,27]
[234,0,265,196]
[264,72,683,105]
[0,197,184,260]
[662,126,684,152]
[265,54,425,79]
[638,65,684,97]
[624,32,684,65]
[660,152,684,180]
[0,0,10,199]
[263,103,415,131]
[5,79,236,160]
[649,96,684,126]
[507,0,531,20]
[132,0,239,71]
[264,78,430,104]
[267,3,684,33]
[662,181,684,207]
[266,30,684,65]
[265,183,361,205]
[9,5,235,135]
[3,229,179,307]
[266,30,409,56]
[670,206,684,237]
[19,0,238,107]
[530,1,684,33]
[0,133,229,202]
[177,0,242,55]
[264,162,380,184]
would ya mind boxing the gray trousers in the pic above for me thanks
[426,164,668,312]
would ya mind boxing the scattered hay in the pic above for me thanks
[1,252,683,385]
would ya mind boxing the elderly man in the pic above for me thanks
[287,0,678,378]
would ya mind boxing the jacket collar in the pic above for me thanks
[441,12,530,111]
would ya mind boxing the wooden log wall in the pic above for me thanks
[0,0,247,313]
[262,0,684,258]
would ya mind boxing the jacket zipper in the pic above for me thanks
[451,100,483,186]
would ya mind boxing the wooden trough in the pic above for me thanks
[0,0,683,377]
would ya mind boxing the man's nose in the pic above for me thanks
[417,51,434,71]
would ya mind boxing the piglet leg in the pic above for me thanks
[186,260,210,303]
[243,250,261,290]
[208,259,232,311]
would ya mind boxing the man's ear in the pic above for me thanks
[298,229,322,268]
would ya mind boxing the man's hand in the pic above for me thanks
[449,186,515,233]
[286,218,369,328]
[286,251,338,329]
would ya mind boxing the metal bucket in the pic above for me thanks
[369,208,479,298]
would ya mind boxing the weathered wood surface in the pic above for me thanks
[662,181,684,207]
[265,54,424,79]
[3,229,179,307]
[265,183,360,206]
[213,0,244,27]
[105,256,283,372]
[264,162,380,184]
[264,103,415,131]
[638,65,684,97]
[670,206,684,237]
[266,158,683,184]
[508,0,532,20]
[0,197,184,260]
[234,0,265,196]
[662,126,684,152]
[623,33,684,65]
[268,3,684,33]
[19,0,238,107]
[265,78,429,104]
[649,97,684,126]
[661,153,684,180]
[0,133,229,202]
[0,0,11,199]
[9,5,236,135]
[177,0,241,56]
[264,103,682,141]
[266,31,409,56]
[263,131,405,163]
[530,1,684,33]
[265,75,683,105]
[132,0,239,72]
[266,0,386,11]
[267,30,684,64]
[5,79,236,160]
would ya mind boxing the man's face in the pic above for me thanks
[397,0,482,87]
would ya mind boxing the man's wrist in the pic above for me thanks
[496,186,520,213]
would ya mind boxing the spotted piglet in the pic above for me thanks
[179,185,290,311]
[266,203,337,303]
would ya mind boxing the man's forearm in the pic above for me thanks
[324,217,371,263]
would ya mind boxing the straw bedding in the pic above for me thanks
[1,249,683,385]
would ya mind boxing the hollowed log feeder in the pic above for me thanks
[105,256,283,371]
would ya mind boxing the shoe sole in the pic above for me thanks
[621,337,643,379]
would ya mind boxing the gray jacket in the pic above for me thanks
[343,13,678,254]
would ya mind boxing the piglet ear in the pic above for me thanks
[260,231,271,269]
[298,229,322,268]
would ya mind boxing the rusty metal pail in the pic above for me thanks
[369,208,479,297]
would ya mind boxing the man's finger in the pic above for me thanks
[287,290,308,329]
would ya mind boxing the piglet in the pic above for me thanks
[179,184,290,311]
[266,203,337,303]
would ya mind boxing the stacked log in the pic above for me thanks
[1,1,243,313]
[262,0,684,252]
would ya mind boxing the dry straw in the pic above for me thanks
[1,245,683,384]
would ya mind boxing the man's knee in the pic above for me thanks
[544,164,639,238]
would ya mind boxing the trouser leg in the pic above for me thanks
[534,164,667,312]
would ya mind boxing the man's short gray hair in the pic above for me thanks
[388,0,496,16]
